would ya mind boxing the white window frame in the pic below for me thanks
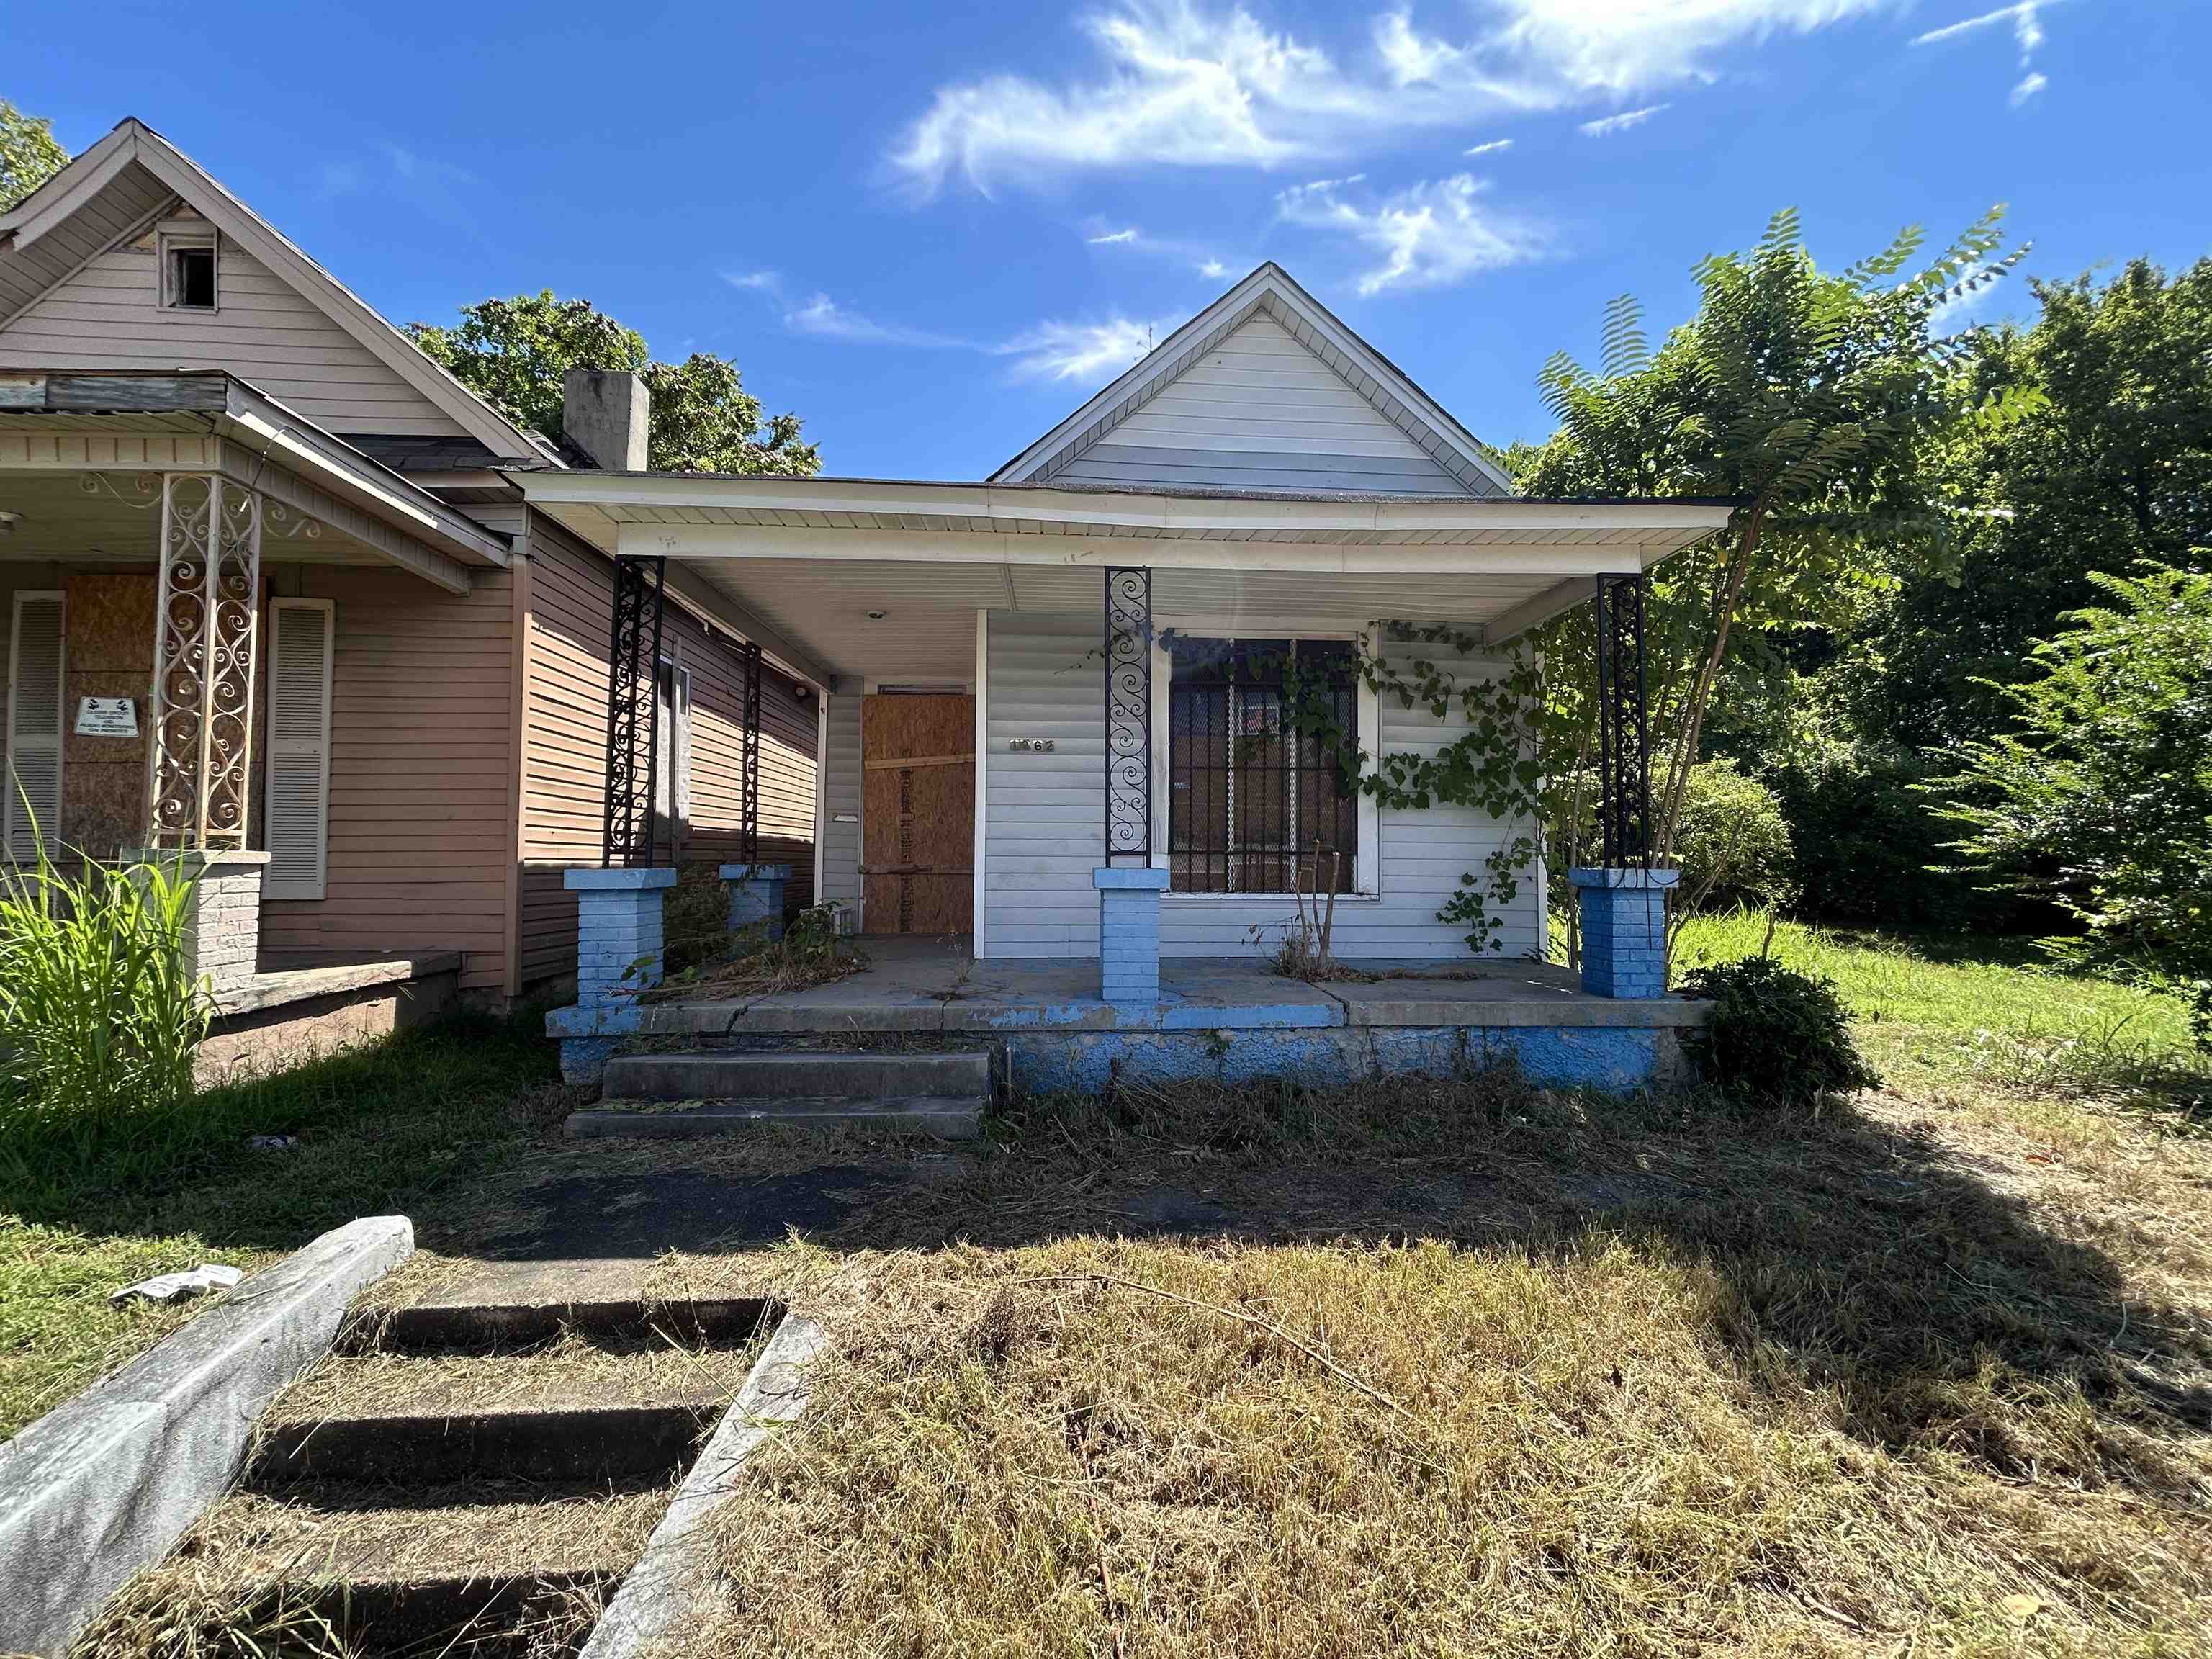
[4,590,66,863]
[157,226,219,312]
[262,597,333,900]
[1148,619,1382,900]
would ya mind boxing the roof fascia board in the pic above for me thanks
[219,380,511,569]
[114,125,547,462]
[0,125,140,248]
[613,522,1662,577]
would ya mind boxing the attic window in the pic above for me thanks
[161,235,217,310]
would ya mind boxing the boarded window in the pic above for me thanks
[4,593,66,861]
[264,599,333,899]
[1167,636,1358,894]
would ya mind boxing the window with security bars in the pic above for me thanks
[1167,636,1359,894]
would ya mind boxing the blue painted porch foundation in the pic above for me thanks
[1094,866,1169,1004]
[721,863,791,942]
[1572,867,1678,999]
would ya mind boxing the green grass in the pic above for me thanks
[0,1015,562,1441]
[1673,909,2210,1122]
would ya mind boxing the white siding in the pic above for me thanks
[979,616,1542,961]
[0,216,467,437]
[1056,315,1477,497]
[819,690,863,920]
[984,613,1106,956]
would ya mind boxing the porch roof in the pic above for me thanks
[0,370,511,593]
[517,470,1734,686]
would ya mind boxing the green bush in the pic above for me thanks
[0,834,212,1154]
[1673,759,1795,914]
[663,860,734,976]
[1678,953,1878,1108]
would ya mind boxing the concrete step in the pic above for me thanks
[599,1048,990,1103]
[251,1401,719,1487]
[337,1295,780,1356]
[179,1479,658,1656]
[567,1093,982,1141]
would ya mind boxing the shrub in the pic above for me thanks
[1673,758,1794,914]
[1678,953,1877,1108]
[0,834,212,1153]
[663,860,734,976]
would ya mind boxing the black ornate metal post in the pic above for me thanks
[1594,572,1651,869]
[738,639,763,868]
[1103,567,1154,866]
[601,554,667,868]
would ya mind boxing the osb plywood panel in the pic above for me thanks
[861,694,974,935]
[58,574,156,854]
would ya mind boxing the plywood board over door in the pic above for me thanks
[862,693,974,935]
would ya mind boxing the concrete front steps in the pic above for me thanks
[569,1049,989,1141]
[125,1292,778,1658]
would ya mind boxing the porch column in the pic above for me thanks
[145,475,269,998]
[574,555,674,996]
[1097,567,1166,1003]
[1573,572,1676,998]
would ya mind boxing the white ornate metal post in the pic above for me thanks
[149,474,261,849]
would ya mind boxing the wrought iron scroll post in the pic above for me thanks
[149,474,261,849]
[1103,567,1154,866]
[601,554,667,868]
[1593,572,1652,869]
[738,639,763,869]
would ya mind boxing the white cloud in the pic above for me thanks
[1199,258,1231,278]
[784,293,970,349]
[994,318,1161,381]
[1088,227,1141,244]
[1578,102,1671,137]
[1463,138,1514,156]
[891,1,1888,194]
[1913,1,2059,104]
[2010,68,2048,104]
[723,269,781,292]
[1277,172,1543,295]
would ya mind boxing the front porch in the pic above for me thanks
[549,932,1707,1096]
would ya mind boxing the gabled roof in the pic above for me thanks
[0,118,555,464]
[992,262,1515,497]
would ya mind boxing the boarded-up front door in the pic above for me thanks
[862,693,974,935]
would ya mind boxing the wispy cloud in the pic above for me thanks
[1081,220,1246,281]
[722,269,781,292]
[1578,103,1671,138]
[994,318,1161,381]
[319,143,479,230]
[1912,1,2059,105]
[784,293,971,349]
[891,1,1888,194]
[1277,172,1544,296]
[1199,258,1231,279]
[1087,227,1141,244]
[1463,138,1514,156]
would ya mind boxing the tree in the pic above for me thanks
[1519,208,2024,861]
[1851,260,2212,751]
[1942,564,2212,1044]
[0,100,68,211]
[409,292,820,475]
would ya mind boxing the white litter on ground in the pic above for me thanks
[110,1264,243,1305]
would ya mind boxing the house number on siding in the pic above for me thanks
[1008,737,1056,752]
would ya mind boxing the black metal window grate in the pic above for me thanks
[1167,637,1358,894]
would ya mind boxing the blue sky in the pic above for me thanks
[6,1,2206,478]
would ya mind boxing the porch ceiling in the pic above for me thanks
[0,469,404,567]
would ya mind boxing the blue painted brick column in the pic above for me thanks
[566,866,679,1007]
[1094,866,1170,1005]
[1571,867,1678,999]
[720,863,791,943]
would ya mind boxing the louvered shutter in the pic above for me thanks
[4,593,66,862]
[264,599,333,900]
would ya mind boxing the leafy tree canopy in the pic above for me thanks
[0,99,68,212]
[408,291,820,475]
[1850,259,2212,749]
[1941,563,2212,1043]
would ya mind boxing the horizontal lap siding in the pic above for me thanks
[0,225,467,438]
[1056,315,1478,498]
[984,613,1104,957]
[257,566,515,990]
[518,523,818,988]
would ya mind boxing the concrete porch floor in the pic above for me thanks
[580,933,1706,1039]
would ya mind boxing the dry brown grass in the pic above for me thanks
[616,1074,2212,1659]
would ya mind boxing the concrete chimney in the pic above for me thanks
[561,368,650,470]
